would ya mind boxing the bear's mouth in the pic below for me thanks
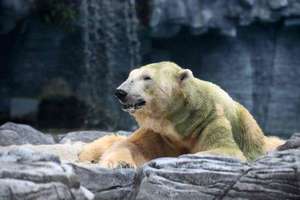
[121,99,146,113]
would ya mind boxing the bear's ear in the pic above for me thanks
[178,69,193,83]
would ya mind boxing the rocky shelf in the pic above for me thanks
[150,0,300,37]
[0,122,299,200]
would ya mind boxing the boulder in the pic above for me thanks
[0,142,85,163]
[71,164,136,200]
[137,151,300,199]
[0,131,300,200]
[135,133,300,199]
[277,133,300,151]
[59,130,132,144]
[69,132,300,200]
[59,131,112,144]
[0,122,55,146]
[149,0,300,37]
[0,147,59,163]
[0,148,93,200]
[60,131,115,144]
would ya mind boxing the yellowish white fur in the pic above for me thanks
[79,61,285,168]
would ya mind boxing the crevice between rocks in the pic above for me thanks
[214,167,251,200]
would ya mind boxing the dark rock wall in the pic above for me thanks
[10,18,84,97]
[149,0,300,37]
[0,0,300,136]
[0,0,140,130]
[267,26,300,135]
[79,0,140,129]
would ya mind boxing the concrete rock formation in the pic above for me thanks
[0,0,299,138]
[0,122,55,145]
[0,123,299,199]
[0,148,93,200]
[149,0,300,37]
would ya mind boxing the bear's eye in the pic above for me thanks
[142,75,152,81]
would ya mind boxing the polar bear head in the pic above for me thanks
[115,61,193,117]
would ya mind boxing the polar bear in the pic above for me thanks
[79,61,284,168]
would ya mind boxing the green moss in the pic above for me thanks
[37,0,79,31]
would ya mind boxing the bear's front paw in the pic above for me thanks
[99,159,136,169]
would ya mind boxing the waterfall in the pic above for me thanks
[79,0,140,129]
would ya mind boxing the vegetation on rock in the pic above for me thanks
[37,0,80,31]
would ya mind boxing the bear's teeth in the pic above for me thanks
[121,101,145,112]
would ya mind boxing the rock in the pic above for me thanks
[59,130,132,144]
[0,122,55,146]
[149,0,300,37]
[0,148,93,200]
[0,143,85,163]
[59,131,114,144]
[116,130,132,136]
[1,0,140,131]
[71,164,136,200]
[136,150,300,200]
[264,27,300,135]
[137,155,247,200]
[0,147,60,163]
[135,132,300,199]
[268,0,288,10]
[0,132,299,199]
[79,0,140,129]
[277,133,300,151]
[0,0,35,34]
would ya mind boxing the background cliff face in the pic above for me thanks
[0,0,299,137]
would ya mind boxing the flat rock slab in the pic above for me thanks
[0,148,93,200]
[0,142,85,163]
[0,122,55,146]
[135,134,300,200]
[59,130,131,144]
[150,0,300,37]
[71,164,136,200]
[0,125,300,199]
[137,151,300,200]
[278,132,300,150]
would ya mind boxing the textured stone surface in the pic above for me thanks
[149,0,300,37]
[0,122,55,146]
[59,130,131,144]
[72,164,136,200]
[278,133,300,151]
[136,150,300,200]
[0,148,93,200]
[0,147,60,163]
[59,131,114,144]
[0,142,85,163]
[0,0,140,130]
[79,0,140,129]
[1,0,300,136]
[0,130,300,199]
[0,0,35,34]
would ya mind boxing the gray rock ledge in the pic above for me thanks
[0,148,93,200]
[0,122,55,146]
[0,129,300,199]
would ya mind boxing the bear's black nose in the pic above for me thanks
[115,89,127,101]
